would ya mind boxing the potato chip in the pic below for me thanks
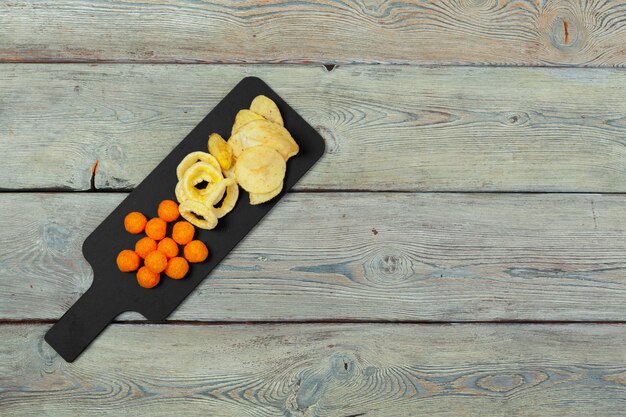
[208,133,234,171]
[179,200,218,230]
[226,134,246,159]
[249,182,282,205]
[176,152,221,180]
[228,119,299,160]
[231,109,264,136]
[235,145,286,193]
[181,161,224,204]
[250,95,284,126]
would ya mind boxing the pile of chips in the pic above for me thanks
[174,95,299,229]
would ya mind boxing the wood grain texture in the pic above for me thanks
[3,0,626,66]
[3,64,626,192]
[2,192,625,322]
[1,323,625,416]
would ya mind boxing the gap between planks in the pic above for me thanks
[3,189,626,195]
[3,60,623,69]
[1,319,625,326]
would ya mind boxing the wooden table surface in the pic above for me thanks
[1,1,626,416]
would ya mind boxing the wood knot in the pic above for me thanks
[42,222,72,254]
[476,374,525,393]
[330,353,355,380]
[365,248,414,286]
[316,125,339,155]
[37,334,60,372]
[538,3,587,54]
[286,372,326,415]
[360,0,390,17]
[501,111,529,126]
[550,16,583,49]
[454,370,548,396]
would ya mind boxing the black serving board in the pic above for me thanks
[45,77,325,362]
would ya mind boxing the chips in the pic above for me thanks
[235,145,286,194]
[175,158,237,228]
[172,94,299,228]
[228,119,299,161]
[231,109,264,136]
[208,133,234,171]
[181,161,224,204]
[213,171,239,218]
[249,182,283,205]
[175,181,186,203]
[176,152,221,180]
[179,199,218,230]
[250,95,284,126]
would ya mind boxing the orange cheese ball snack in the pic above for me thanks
[124,212,147,234]
[165,257,189,280]
[135,237,157,259]
[137,266,160,289]
[145,218,167,241]
[158,199,180,222]
[116,250,140,272]
[172,221,195,245]
[145,250,168,273]
[184,240,208,263]
[157,237,179,259]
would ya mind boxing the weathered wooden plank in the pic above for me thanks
[1,192,625,322]
[1,323,625,416]
[3,0,626,66]
[2,64,626,192]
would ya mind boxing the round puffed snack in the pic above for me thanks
[176,151,221,180]
[145,218,167,241]
[124,212,147,234]
[179,199,218,230]
[137,266,160,289]
[135,237,157,259]
[172,221,194,245]
[234,145,286,194]
[158,199,179,222]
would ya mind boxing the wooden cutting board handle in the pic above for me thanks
[45,283,123,362]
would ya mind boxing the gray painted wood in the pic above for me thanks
[2,192,625,322]
[2,1,626,66]
[2,64,626,192]
[1,323,625,416]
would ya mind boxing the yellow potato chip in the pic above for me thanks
[249,182,282,205]
[250,95,284,126]
[179,200,218,230]
[234,145,286,194]
[176,152,221,180]
[231,109,264,136]
[208,133,234,171]
[228,119,299,160]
